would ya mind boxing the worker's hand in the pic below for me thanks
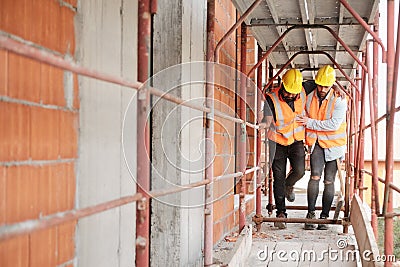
[296,115,309,126]
[259,116,273,130]
[332,84,345,99]
[259,122,267,129]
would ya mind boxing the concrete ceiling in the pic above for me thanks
[232,0,379,87]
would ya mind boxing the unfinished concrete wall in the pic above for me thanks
[151,0,207,266]
[76,0,137,266]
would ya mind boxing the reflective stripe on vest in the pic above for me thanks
[267,88,306,146]
[305,90,347,148]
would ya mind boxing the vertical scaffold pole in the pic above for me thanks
[239,22,247,232]
[371,13,380,239]
[383,1,396,263]
[356,52,366,201]
[136,0,151,266]
[255,45,263,227]
[204,1,215,265]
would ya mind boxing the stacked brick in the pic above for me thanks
[212,0,257,244]
[0,1,78,266]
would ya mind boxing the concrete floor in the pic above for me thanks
[214,188,360,266]
[245,192,358,267]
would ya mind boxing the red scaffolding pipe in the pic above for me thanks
[239,23,247,232]
[150,0,157,14]
[362,169,400,194]
[371,13,380,239]
[136,1,151,265]
[264,62,273,213]
[255,46,263,228]
[247,24,367,77]
[366,40,381,231]
[262,51,358,95]
[0,33,143,91]
[352,104,400,135]
[373,12,380,135]
[0,175,218,243]
[0,32,264,133]
[0,33,264,132]
[339,0,387,62]
[0,32,214,116]
[383,0,397,262]
[214,0,262,63]
[0,193,143,242]
[355,52,366,199]
[204,0,215,265]
[350,85,359,198]
[355,74,361,196]
[344,96,352,230]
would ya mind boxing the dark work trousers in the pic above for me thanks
[269,140,305,216]
[307,143,338,218]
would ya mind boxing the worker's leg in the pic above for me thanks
[305,143,325,230]
[284,141,305,202]
[270,141,288,216]
[316,159,338,230]
[321,160,338,217]
[269,141,289,229]
[307,143,325,212]
[286,141,306,187]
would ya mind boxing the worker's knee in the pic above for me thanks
[324,180,333,185]
[311,175,320,181]
[291,164,305,178]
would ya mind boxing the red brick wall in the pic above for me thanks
[213,0,237,245]
[0,0,78,266]
[244,33,257,193]
[213,0,257,244]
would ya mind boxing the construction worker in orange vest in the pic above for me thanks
[261,69,306,229]
[296,65,347,230]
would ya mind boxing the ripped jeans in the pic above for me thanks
[307,143,338,218]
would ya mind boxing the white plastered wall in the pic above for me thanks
[76,0,138,266]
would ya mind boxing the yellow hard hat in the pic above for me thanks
[315,65,336,87]
[282,69,303,94]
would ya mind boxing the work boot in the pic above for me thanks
[274,212,287,229]
[285,186,295,202]
[317,214,328,230]
[304,211,316,230]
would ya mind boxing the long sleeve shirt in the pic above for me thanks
[306,93,347,161]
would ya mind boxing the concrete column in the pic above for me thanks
[151,0,206,266]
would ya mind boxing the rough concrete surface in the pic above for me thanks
[214,191,359,267]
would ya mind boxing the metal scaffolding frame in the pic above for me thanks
[249,2,400,266]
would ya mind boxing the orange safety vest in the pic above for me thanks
[305,90,347,148]
[267,88,306,146]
